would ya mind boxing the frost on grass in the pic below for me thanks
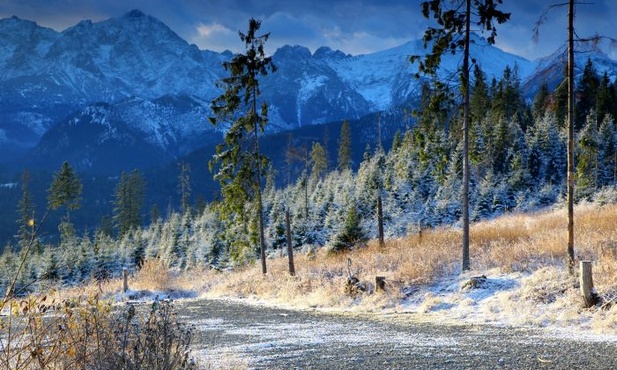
[394,265,617,339]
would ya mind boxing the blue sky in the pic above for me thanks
[1,0,616,60]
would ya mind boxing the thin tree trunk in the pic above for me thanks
[257,185,267,275]
[285,208,295,276]
[567,0,575,271]
[461,0,471,272]
[253,91,267,275]
[377,192,384,248]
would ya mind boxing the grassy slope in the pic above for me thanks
[91,202,617,334]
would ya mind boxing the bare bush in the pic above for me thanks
[0,294,197,370]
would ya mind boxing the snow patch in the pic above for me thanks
[296,74,328,125]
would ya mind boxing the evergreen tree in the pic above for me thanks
[532,82,550,122]
[391,130,403,152]
[16,170,35,250]
[47,161,82,223]
[552,72,569,128]
[598,114,617,186]
[411,0,510,272]
[526,112,567,185]
[329,205,366,253]
[178,162,191,215]
[337,119,352,171]
[595,72,615,122]
[470,64,490,123]
[576,111,600,199]
[432,147,462,225]
[150,204,161,224]
[209,18,276,273]
[576,58,599,130]
[492,65,523,120]
[310,142,328,181]
[113,170,146,237]
[98,215,113,237]
[39,247,59,282]
[47,161,82,244]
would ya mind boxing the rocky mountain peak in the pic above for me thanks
[273,45,312,60]
[313,46,348,60]
[124,9,147,19]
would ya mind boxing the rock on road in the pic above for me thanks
[177,298,617,369]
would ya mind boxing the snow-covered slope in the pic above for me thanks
[524,40,617,97]
[24,95,222,173]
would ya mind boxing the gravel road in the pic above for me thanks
[178,298,617,369]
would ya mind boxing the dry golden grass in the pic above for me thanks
[91,203,617,322]
[197,203,617,312]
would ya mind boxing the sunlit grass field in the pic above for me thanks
[68,202,617,333]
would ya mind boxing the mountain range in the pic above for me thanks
[1,9,617,175]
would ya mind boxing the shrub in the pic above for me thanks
[328,206,367,253]
[0,294,197,370]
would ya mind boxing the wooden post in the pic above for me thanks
[580,261,596,308]
[377,193,384,248]
[286,209,295,276]
[123,268,129,293]
[375,276,386,292]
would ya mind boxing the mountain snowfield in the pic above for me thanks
[2,9,617,172]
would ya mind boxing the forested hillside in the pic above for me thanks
[1,57,616,294]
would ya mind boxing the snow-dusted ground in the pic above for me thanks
[175,290,617,370]
[111,265,617,368]
[386,267,617,343]
[116,265,617,345]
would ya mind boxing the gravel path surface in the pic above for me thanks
[178,298,617,369]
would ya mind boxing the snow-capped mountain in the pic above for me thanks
[22,94,222,174]
[523,40,617,97]
[1,10,616,173]
[0,10,229,163]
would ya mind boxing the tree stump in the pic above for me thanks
[580,261,599,308]
[123,268,129,293]
[460,275,487,291]
[345,276,360,296]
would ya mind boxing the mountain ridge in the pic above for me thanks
[1,10,616,174]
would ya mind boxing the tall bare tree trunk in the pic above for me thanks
[462,0,472,272]
[285,208,295,276]
[254,99,267,275]
[567,0,575,271]
[377,192,384,248]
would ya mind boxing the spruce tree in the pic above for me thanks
[113,170,146,237]
[411,0,510,272]
[470,64,490,123]
[47,161,82,244]
[598,114,617,186]
[532,82,550,122]
[47,161,82,222]
[178,162,191,215]
[337,120,352,171]
[576,58,599,130]
[330,205,365,253]
[576,111,600,199]
[209,18,276,274]
[16,170,35,250]
[595,72,615,122]
[310,142,328,181]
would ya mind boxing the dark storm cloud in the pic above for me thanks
[1,0,616,59]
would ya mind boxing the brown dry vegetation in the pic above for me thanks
[5,203,615,369]
[197,204,616,307]
[62,203,616,334]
